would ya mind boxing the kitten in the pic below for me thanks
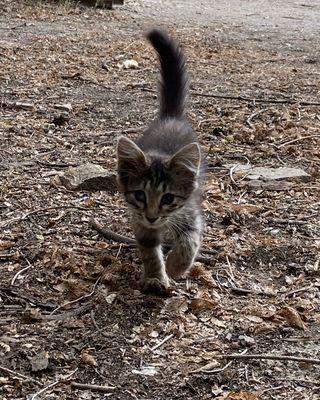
[116,29,203,293]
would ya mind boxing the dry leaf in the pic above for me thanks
[245,315,264,323]
[105,293,117,304]
[0,342,11,353]
[164,296,188,314]
[224,391,261,400]
[132,365,157,376]
[211,317,227,328]
[190,297,218,313]
[190,263,218,288]
[30,351,49,372]
[253,322,278,335]
[62,318,85,329]
[0,240,15,250]
[81,352,98,367]
[279,306,306,330]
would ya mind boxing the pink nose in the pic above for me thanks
[146,217,158,224]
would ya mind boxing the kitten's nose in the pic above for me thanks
[146,217,158,224]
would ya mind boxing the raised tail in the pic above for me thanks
[147,29,187,119]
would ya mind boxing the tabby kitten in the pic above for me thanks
[117,29,203,293]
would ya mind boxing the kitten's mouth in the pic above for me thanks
[142,218,165,229]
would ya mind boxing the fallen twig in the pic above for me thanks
[30,369,77,400]
[71,382,117,392]
[1,205,89,229]
[50,277,101,315]
[216,353,320,365]
[267,218,308,226]
[39,304,91,321]
[202,360,233,374]
[0,365,37,383]
[190,360,232,374]
[190,350,248,374]
[276,134,320,148]
[285,285,314,297]
[195,352,320,375]
[11,258,33,286]
[90,218,216,265]
[0,286,57,310]
[150,333,174,352]
[246,108,268,130]
[90,218,135,244]
[140,87,320,106]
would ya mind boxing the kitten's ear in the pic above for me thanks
[117,137,146,187]
[117,137,146,166]
[168,142,201,177]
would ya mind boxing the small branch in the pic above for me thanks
[285,285,314,297]
[190,360,232,374]
[217,353,320,365]
[190,349,247,374]
[267,218,308,226]
[202,360,233,374]
[276,134,320,148]
[90,218,135,244]
[40,304,91,321]
[0,365,37,383]
[90,219,216,264]
[1,205,89,229]
[11,258,33,286]
[261,386,283,395]
[150,333,174,352]
[191,92,320,106]
[30,369,78,400]
[246,108,268,130]
[140,88,320,106]
[0,286,57,310]
[71,382,117,393]
[50,277,101,315]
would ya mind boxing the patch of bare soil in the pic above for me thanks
[0,1,319,399]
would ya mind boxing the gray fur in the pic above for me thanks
[116,30,203,292]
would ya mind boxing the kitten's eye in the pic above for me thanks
[161,193,174,206]
[134,190,146,203]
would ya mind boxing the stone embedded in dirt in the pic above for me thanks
[123,59,139,69]
[30,351,49,372]
[54,103,73,113]
[242,180,294,191]
[15,101,35,110]
[52,112,70,126]
[227,164,311,182]
[59,163,117,191]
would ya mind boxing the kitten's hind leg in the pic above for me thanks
[165,230,201,279]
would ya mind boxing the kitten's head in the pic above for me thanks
[116,137,201,229]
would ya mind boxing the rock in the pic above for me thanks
[52,112,69,126]
[30,351,49,372]
[59,164,117,191]
[123,59,139,69]
[101,60,109,71]
[54,103,73,113]
[226,164,311,182]
[15,101,35,110]
[242,180,294,191]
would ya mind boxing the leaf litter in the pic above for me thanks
[0,1,320,399]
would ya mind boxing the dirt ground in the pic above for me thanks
[1,1,320,399]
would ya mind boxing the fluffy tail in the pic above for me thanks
[147,29,187,119]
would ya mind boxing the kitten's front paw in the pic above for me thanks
[142,277,170,294]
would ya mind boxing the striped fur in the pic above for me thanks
[117,30,203,293]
